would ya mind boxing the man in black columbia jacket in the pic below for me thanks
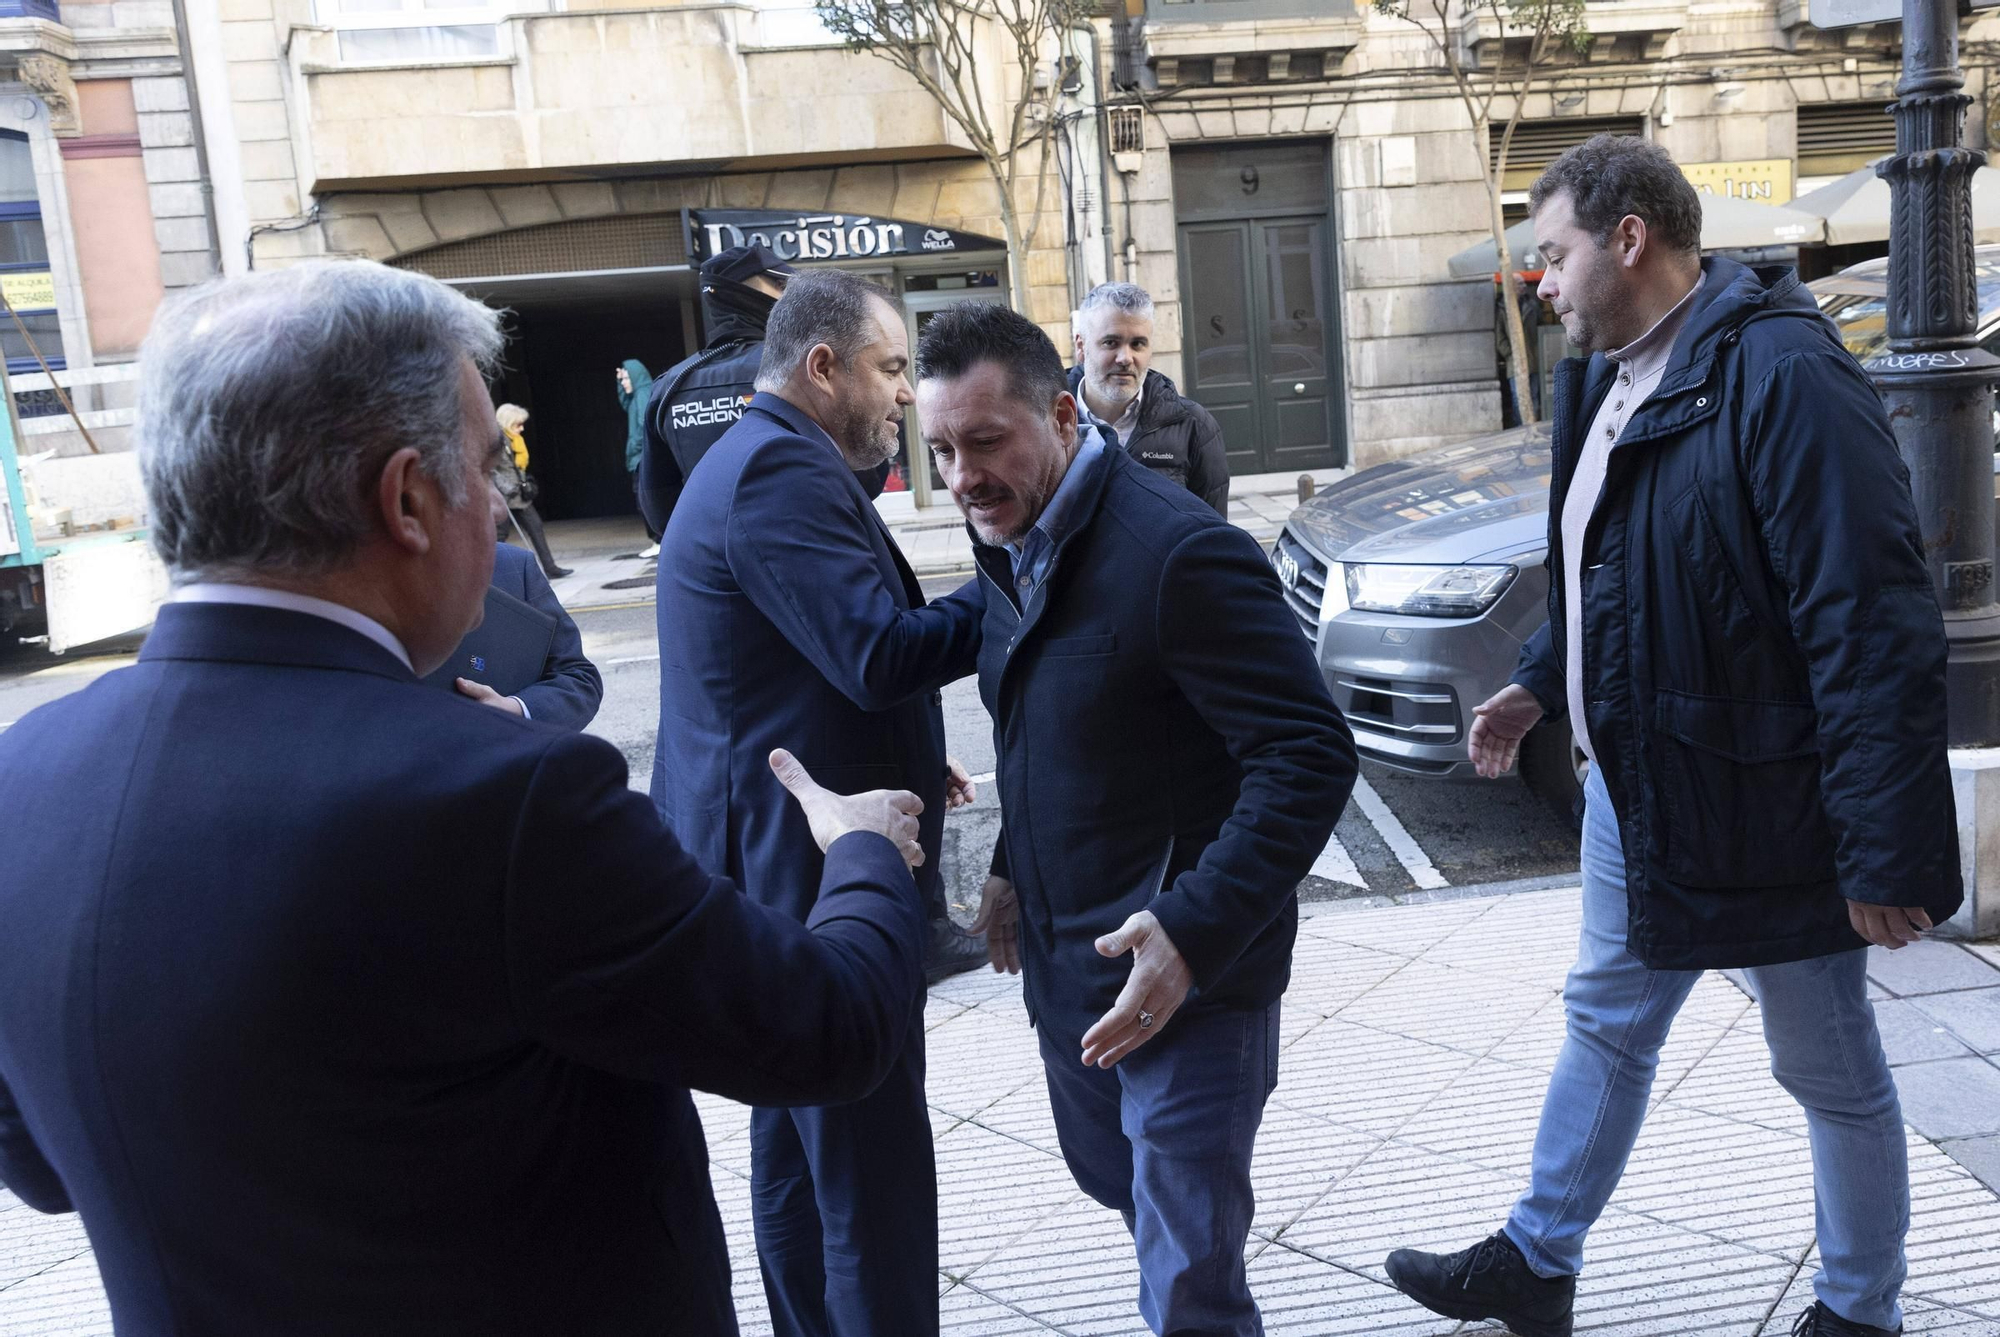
[917,301,1355,1336]
[1069,281,1230,515]
[1385,136,1960,1337]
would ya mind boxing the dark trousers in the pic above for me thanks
[750,1003,937,1337]
[507,504,563,579]
[1039,1000,1280,1337]
[632,469,660,542]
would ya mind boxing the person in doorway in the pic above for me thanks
[1069,281,1230,515]
[640,245,892,536]
[1382,135,1962,1337]
[920,301,1355,1337]
[615,358,658,559]
[651,269,987,1337]
[493,403,570,580]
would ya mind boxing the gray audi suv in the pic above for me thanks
[1274,246,2000,819]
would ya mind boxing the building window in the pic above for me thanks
[1797,101,1895,179]
[1490,115,1644,191]
[316,0,551,63]
[0,130,62,375]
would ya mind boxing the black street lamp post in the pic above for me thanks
[1869,0,2000,745]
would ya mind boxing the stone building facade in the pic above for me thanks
[0,0,219,457]
[1100,0,1998,472]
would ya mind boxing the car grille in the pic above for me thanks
[1271,528,1328,645]
[1335,676,1463,745]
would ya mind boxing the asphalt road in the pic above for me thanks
[0,579,1583,918]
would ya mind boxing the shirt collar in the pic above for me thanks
[1607,272,1705,383]
[171,583,414,672]
[1007,431,1107,561]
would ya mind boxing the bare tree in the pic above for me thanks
[816,0,1087,312]
[1376,0,1588,424]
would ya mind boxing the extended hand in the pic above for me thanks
[970,875,1020,974]
[1080,910,1193,1068]
[456,678,524,716]
[945,756,977,810]
[1468,683,1545,779]
[1847,900,1932,950]
[769,748,925,868]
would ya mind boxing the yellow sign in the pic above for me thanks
[0,271,55,311]
[1681,159,1796,205]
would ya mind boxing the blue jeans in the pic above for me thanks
[1505,767,1908,1330]
[1039,1001,1281,1337]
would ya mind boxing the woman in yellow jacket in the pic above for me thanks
[495,404,569,580]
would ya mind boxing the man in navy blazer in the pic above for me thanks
[448,541,603,729]
[918,303,1357,1337]
[0,260,935,1336]
[652,269,982,1337]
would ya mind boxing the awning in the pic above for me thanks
[1446,194,1827,279]
[1790,157,2000,245]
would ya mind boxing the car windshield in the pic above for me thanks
[1819,262,2000,360]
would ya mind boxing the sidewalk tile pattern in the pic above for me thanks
[4,889,1999,1336]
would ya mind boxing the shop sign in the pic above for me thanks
[1682,160,1795,205]
[684,210,1003,265]
[0,270,56,311]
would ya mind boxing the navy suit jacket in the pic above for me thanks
[652,392,981,923]
[0,600,927,1336]
[491,541,602,729]
[973,446,1357,1039]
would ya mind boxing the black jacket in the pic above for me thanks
[639,305,766,534]
[1513,258,1962,970]
[0,602,925,1335]
[640,306,892,532]
[1067,365,1231,516]
[974,444,1354,1040]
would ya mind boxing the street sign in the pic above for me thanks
[1812,0,2000,27]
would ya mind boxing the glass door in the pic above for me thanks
[901,287,1007,507]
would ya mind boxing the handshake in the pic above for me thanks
[769,748,928,868]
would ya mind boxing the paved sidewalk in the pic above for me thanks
[6,888,1997,1335]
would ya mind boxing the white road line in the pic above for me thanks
[606,653,661,666]
[1351,775,1449,890]
[1308,831,1365,888]
[969,771,996,785]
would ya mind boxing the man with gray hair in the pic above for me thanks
[0,259,936,1335]
[652,267,985,1337]
[1070,281,1230,514]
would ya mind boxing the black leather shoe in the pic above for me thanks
[1384,1232,1574,1337]
[1792,1301,1901,1336]
[545,567,573,579]
[924,916,989,986]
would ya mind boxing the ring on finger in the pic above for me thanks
[1138,1010,1154,1029]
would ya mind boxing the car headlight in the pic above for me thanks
[1343,563,1517,617]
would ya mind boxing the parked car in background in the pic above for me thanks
[1272,247,2000,822]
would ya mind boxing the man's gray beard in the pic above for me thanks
[836,411,899,470]
[1087,374,1140,412]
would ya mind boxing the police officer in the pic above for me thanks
[637,245,791,533]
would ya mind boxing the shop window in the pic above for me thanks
[1490,116,1644,192]
[903,269,1002,292]
[0,130,62,376]
[1797,101,1895,178]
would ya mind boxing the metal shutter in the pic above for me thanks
[1796,101,1895,177]
[1490,116,1646,191]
